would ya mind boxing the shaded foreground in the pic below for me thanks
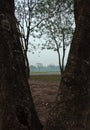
[29,75,60,125]
[0,1,42,129]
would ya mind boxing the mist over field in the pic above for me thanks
[30,64,61,73]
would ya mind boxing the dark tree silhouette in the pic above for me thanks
[0,0,42,130]
[45,0,90,130]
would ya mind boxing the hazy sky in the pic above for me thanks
[27,46,70,66]
[27,29,72,66]
[28,49,59,66]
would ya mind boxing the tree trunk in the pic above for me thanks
[0,0,42,130]
[24,51,30,78]
[45,0,90,130]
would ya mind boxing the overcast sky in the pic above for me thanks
[27,46,70,66]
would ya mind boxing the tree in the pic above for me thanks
[45,0,90,130]
[15,0,74,75]
[0,0,43,130]
[36,63,43,71]
[35,0,74,73]
[15,0,38,77]
[15,0,52,77]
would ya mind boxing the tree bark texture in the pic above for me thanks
[45,0,90,130]
[0,0,42,130]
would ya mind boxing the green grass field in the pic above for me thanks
[30,74,60,82]
[30,71,60,75]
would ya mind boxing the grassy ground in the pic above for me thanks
[30,71,60,75]
[29,75,60,125]
[30,74,60,82]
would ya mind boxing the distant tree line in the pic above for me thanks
[30,63,61,73]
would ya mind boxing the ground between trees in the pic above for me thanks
[29,75,59,125]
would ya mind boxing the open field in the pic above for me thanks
[30,74,60,82]
[30,71,60,75]
[29,75,60,126]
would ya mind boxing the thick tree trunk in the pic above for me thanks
[45,0,90,130]
[0,0,42,130]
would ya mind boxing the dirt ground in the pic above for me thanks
[29,78,59,126]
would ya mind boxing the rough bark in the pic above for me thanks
[45,0,90,130]
[0,0,42,130]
